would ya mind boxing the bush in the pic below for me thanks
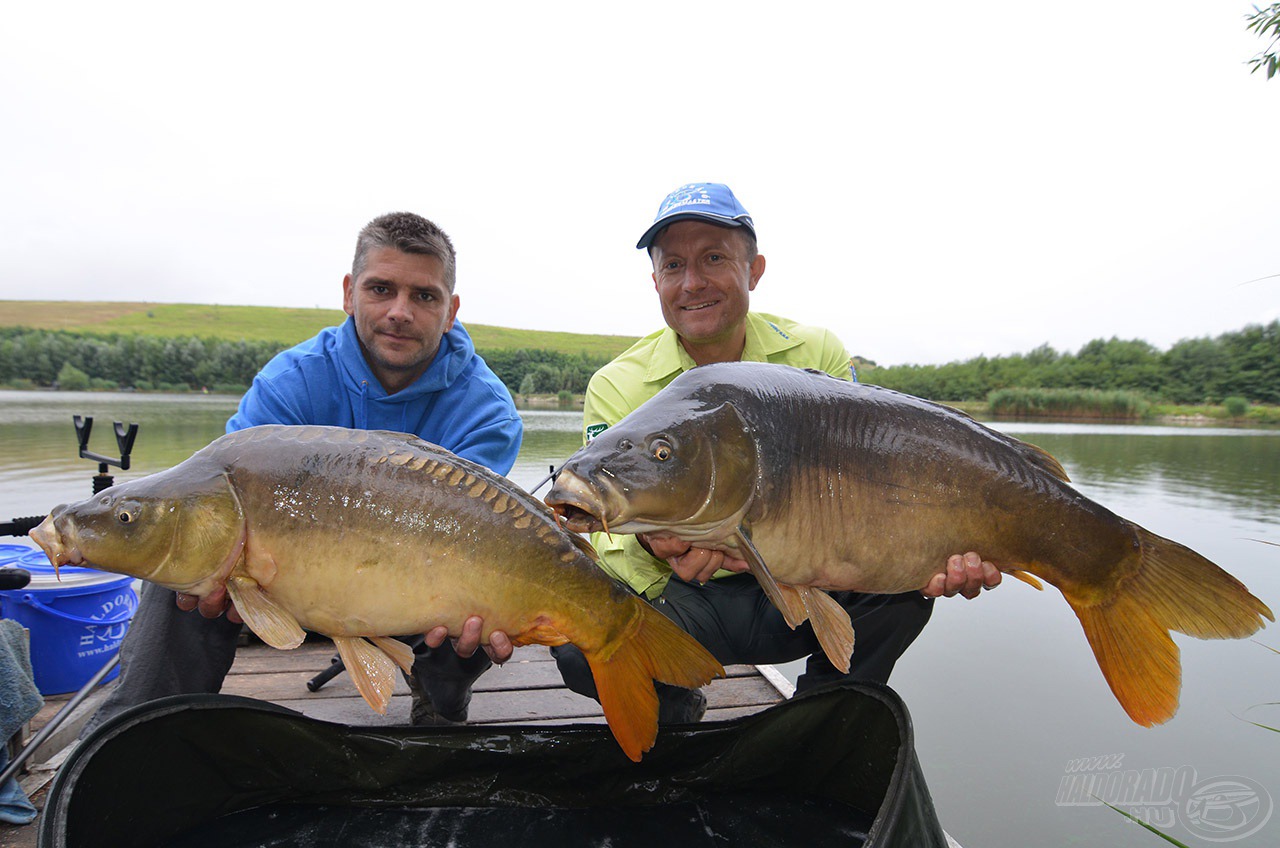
[988,387,1151,419]
[56,362,91,391]
[1223,396,1250,418]
[557,390,574,406]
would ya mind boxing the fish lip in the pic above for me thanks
[545,470,614,533]
[28,515,85,567]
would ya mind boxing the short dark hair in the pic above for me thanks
[647,223,757,264]
[352,212,457,291]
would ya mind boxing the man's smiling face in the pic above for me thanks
[650,220,764,358]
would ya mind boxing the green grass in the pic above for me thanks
[0,300,639,357]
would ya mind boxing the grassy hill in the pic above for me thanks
[0,300,639,358]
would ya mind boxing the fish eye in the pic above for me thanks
[651,439,673,461]
[117,509,135,525]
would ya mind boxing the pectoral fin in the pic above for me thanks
[731,528,809,629]
[225,575,305,649]
[798,587,855,674]
[334,636,397,714]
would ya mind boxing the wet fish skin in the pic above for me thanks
[545,362,1274,727]
[29,425,723,761]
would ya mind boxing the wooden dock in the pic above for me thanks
[1,638,789,848]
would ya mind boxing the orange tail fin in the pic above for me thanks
[1064,525,1273,727]
[583,600,724,762]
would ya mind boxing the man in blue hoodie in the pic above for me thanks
[85,212,524,734]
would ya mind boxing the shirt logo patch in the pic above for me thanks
[585,423,609,441]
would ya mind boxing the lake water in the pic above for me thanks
[2,392,1277,847]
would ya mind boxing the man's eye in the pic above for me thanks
[707,254,723,262]
[416,291,435,302]
[370,285,389,295]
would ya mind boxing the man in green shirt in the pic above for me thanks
[553,182,1000,721]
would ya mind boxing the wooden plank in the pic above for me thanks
[229,644,760,687]
[239,675,781,727]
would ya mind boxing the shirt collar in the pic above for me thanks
[642,313,803,383]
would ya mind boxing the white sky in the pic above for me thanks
[1,2,1276,366]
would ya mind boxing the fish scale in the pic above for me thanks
[29,424,724,762]
[546,361,1272,728]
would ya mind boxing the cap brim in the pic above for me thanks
[635,213,755,250]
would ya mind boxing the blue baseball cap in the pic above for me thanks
[636,183,756,250]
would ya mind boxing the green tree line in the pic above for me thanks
[0,328,614,395]
[862,320,1280,404]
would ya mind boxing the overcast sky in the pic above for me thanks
[2,2,1276,366]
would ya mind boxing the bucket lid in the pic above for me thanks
[0,543,37,567]
[11,550,133,590]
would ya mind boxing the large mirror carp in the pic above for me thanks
[545,362,1273,727]
[29,425,724,762]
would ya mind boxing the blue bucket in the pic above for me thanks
[0,543,35,567]
[0,547,137,695]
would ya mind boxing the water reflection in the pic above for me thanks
[0,392,586,518]
[2,392,1277,846]
[995,426,1280,522]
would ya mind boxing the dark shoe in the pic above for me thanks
[656,685,707,724]
[410,693,467,726]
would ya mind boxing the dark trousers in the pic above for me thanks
[83,581,486,736]
[553,573,933,712]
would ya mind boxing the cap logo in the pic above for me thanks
[660,184,713,217]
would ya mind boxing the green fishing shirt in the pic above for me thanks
[581,312,855,599]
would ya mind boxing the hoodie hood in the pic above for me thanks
[335,317,478,400]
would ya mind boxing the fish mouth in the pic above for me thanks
[544,470,616,534]
[28,514,86,573]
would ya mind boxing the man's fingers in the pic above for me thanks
[196,586,230,619]
[424,625,450,649]
[920,573,947,598]
[486,630,513,664]
[454,615,484,658]
[981,559,1003,589]
[670,547,722,584]
[175,592,199,612]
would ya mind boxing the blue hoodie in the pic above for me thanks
[227,317,523,475]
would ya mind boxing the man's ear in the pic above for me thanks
[342,274,355,316]
[444,294,460,332]
[748,254,766,291]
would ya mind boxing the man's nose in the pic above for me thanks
[679,266,706,291]
[386,292,414,321]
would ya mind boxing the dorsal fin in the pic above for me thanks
[1016,440,1070,482]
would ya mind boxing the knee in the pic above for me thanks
[551,644,597,699]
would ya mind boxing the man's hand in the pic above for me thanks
[921,552,1001,600]
[424,615,514,664]
[640,532,751,585]
[175,586,243,624]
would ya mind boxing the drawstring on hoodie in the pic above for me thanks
[356,381,369,430]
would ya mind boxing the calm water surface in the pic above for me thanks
[2,392,1277,846]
